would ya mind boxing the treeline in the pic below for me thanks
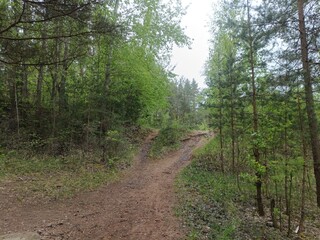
[0,0,197,156]
[205,0,320,234]
[168,77,205,129]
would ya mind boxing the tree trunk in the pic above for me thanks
[51,32,61,139]
[230,77,236,172]
[14,78,20,137]
[104,0,120,103]
[36,65,43,110]
[270,199,278,228]
[247,0,264,216]
[21,65,28,100]
[101,0,120,149]
[8,68,19,135]
[297,95,307,233]
[298,0,320,207]
[219,87,224,172]
[284,110,289,215]
[287,172,293,237]
[59,39,69,112]
[35,65,44,130]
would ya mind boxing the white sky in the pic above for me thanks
[171,0,217,89]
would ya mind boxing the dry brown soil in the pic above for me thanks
[0,132,209,240]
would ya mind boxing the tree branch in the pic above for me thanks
[0,52,87,66]
[20,2,91,24]
[0,28,117,41]
[0,1,27,35]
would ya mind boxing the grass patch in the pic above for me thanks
[176,161,240,240]
[0,147,136,200]
[20,165,119,199]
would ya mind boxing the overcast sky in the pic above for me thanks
[171,0,217,89]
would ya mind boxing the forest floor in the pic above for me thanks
[0,131,210,240]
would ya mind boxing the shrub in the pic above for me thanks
[149,124,188,158]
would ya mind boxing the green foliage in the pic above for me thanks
[102,128,135,167]
[176,160,240,240]
[0,1,198,209]
[176,140,294,240]
[203,0,320,234]
[191,137,222,171]
[168,77,206,129]
[0,125,143,199]
[109,43,170,122]
[0,0,190,156]
[149,123,188,158]
[0,148,134,199]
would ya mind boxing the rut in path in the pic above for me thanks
[0,132,209,240]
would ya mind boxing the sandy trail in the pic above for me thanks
[0,132,209,240]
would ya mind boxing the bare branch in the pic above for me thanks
[0,29,116,41]
[0,1,27,35]
[20,2,91,24]
[0,52,86,66]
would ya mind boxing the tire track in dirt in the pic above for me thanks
[0,131,210,240]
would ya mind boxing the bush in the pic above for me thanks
[149,124,189,158]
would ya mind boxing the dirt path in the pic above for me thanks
[0,132,209,240]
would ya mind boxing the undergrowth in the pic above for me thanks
[0,149,135,200]
[149,124,189,158]
[176,161,240,240]
[176,138,292,240]
[0,127,143,200]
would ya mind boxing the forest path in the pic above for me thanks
[0,131,210,240]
